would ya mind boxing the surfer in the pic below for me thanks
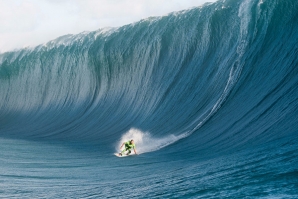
[119,139,137,156]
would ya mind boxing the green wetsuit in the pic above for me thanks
[121,141,136,155]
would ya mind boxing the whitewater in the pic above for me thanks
[1,0,298,198]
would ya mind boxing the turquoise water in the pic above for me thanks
[1,0,298,198]
[1,137,297,198]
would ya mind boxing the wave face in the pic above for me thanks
[0,0,298,197]
[1,0,298,149]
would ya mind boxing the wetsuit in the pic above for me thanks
[121,141,136,155]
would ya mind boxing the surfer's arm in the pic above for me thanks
[120,142,125,149]
[134,148,137,155]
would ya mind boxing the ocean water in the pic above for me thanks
[1,0,298,198]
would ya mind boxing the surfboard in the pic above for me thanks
[114,153,135,157]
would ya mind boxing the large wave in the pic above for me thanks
[0,0,297,154]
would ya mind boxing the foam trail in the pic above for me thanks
[116,128,188,154]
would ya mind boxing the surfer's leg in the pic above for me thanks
[120,148,126,155]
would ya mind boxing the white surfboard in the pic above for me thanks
[114,153,136,157]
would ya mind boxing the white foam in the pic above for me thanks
[116,128,188,154]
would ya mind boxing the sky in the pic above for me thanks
[0,0,217,52]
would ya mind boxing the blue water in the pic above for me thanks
[1,0,298,198]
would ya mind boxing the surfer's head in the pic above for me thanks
[131,139,134,144]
